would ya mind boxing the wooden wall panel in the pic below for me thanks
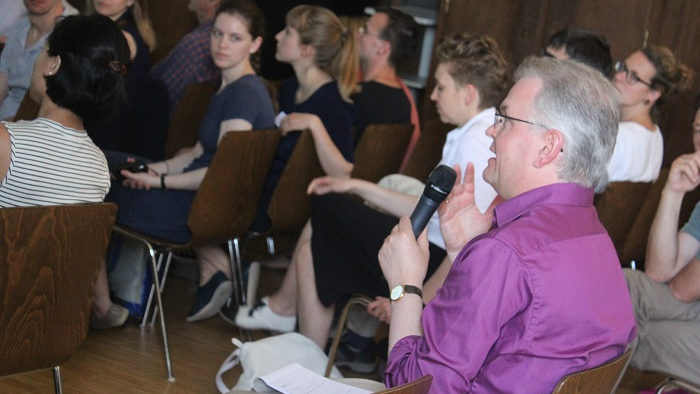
[148,0,199,63]
[424,0,700,168]
[646,0,700,166]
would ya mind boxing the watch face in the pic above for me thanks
[390,285,404,300]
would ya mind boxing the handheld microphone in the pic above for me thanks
[409,164,457,238]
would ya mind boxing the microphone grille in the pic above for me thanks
[428,164,457,194]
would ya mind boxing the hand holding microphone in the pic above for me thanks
[409,164,457,238]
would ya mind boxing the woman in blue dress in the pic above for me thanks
[91,0,276,328]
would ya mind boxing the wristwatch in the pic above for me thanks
[390,284,422,302]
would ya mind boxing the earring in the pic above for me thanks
[644,99,650,105]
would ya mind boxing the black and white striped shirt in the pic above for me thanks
[0,118,110,207]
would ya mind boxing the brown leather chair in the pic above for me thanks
[400,119,451,181]
[162,82,217,159]
[352,123,414,183]
[0,203,116,394]
[594,181,654,259]
[375,375,433,394]
[264,129,325,238]
[112,129,280,380]
[551,347,633,394]
[619,169,670,264]
[12,91,41,122]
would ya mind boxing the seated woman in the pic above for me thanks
[91,0,276,328]
[248,4,359,234]
[603,46,694,188]
[0,14,127,207]
[236,33,509,352]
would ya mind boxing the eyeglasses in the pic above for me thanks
[615,60,652,87]
[494,111,549,131]
[358,25,381,39]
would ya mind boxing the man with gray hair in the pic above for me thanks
[378,57,636,393]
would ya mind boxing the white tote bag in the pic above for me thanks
[216,332,343,393]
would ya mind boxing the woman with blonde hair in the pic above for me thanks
[604,45,695,187]
[249,4,359,232]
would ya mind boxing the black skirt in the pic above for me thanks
[310,193,445,307]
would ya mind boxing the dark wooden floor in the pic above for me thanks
[0,256,672,394]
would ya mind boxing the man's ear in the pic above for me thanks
[533,129,564,168]
[377,40,391,57]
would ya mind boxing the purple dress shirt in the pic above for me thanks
[385,183,637,394]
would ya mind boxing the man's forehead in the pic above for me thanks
[502,77,542,112]
[370,12,389,30]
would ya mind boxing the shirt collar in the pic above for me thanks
[493,183,594,228]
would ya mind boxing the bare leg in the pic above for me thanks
[296,238,335,349]
[195,245,231,286]
[91,262,113,317]
[266,220,313,316]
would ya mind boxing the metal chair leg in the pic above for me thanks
[228,238,251,341]
[145,243,175,381]
[53,366,62,394]
[150,252,174,325]
[142,251,164,326]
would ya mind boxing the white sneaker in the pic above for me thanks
[235,296,296,332]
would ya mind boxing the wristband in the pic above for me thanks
[160,174,167,192]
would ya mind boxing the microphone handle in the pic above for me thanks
[409,194,441,238]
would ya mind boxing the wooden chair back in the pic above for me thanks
[401,119,451,181]
[594,181,653,258]
[551,347,633,394]
[352,123,413,183]
[375,375,433,394]
[12,91,41,122]
[187,129,281,247]
[163,82,217,159]
[266,129,324,236]
[619,169,670,264]
[0,203,116,376]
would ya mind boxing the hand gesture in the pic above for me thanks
[667,152,700,194]
[438,163,500,260]
[307,176,354,195]
[367,296,391,324]
[379,216,430,289]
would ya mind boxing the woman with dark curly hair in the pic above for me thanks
[0,14,129,207]
[604,46,695,188]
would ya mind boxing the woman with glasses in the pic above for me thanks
[603,46,694,188]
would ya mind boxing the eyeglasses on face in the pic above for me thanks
[358,25,381,39]
[615,60,652,87]
[494,111,549,131]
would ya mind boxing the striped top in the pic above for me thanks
[0,118,110,207]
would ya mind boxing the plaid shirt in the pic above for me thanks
[152,19,219,114]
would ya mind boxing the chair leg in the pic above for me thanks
[53,366,62,394]
[324,296,372,377]
[150,252,174,325]
[266,236,275,255]
[142,251,165,326]
[228,238,251,341]
[143,242,175,381]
